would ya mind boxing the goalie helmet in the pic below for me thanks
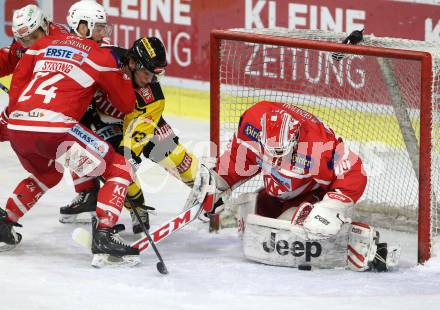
[260,110,300,158]
[12,4,49,45]
[130,37,167,76]
[67,0,107,38]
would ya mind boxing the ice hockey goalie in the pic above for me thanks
[197,100,401,272]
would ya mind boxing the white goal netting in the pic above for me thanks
[213,28,440,259]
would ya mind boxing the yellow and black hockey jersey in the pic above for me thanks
[120,81,199,187]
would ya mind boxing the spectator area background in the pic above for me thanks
[1,0,440,119]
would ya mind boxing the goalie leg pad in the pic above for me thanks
[243,214,349,269]
[347,222,401,272]
[347,222,378,271]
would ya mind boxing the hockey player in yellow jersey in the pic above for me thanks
[59,37,199,233]
[119,37,199,232]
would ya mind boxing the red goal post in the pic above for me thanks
[210,28,438,263]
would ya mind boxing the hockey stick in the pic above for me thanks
[126,198,168,274]
[130,196,205,253]
[0,82,9,94]
[73,165,211,270]
[72,183,207,256]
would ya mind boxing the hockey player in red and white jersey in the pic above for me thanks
[54,1,123,222]
[0,25,140,266]
[197,101,400,271]
[0,4,69,78]
[0,4,69,142]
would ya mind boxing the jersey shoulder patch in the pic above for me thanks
[135,82,164,106]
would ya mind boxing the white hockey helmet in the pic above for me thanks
[12,4,49,41]
[67,1,107,38]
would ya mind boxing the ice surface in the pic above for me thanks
[0,111,439,310]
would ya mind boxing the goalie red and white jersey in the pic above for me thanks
[0,22,69,78]
[216,101,367,203]
[7,33,135,133]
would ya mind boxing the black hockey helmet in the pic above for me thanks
[130,36,167,75]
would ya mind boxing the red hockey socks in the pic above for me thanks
[6,176,48,223]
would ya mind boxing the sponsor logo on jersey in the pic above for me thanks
[28,111,45,118]
[257,157,292,190]
[262,232,322,262]
[291,153,313,170]
[243,123,260,142]
[41,60,74,74]
[176,153,193,174]
[281,103,317,122]
[138,86,154,103]
[45,46,88,64]
[51,39,92,52]
[96,125,122,141]
[69,124,109,158]
[141,38,156,58]
[154,122,173,141]
[11,112,25,118]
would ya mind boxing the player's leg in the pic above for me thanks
[229,186,400,271]
[65,124,138,258]
[122,118,199,233]
[0,132,64,251]
[59,121,122,224]
[239,196,400,271]
[59,173,99,223]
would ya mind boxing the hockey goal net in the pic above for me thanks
[210,28,440,263]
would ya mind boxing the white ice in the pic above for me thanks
[0,89,440,310]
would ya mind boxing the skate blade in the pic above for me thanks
[59,212,96,224]
[0,242,19,252]
[91,254,141,268]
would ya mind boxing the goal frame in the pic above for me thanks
[210,29,433,264]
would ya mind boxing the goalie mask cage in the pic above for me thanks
[210,28,440,264]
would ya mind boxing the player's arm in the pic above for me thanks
[0,46,36,142]
[143,117,199,187]
[292,141,367,239]
[94,49,135,114]
[0,42,21,78]
[8,47,38,112]
[200,115,262,214]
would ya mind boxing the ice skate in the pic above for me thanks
[129,205,156,234]
[91,217,140,267]
[0,208,22,251]
[59,189,98,224]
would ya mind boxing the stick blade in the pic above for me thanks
[157,262,169,274]
[72,227,92,249]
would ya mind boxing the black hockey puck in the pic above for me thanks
[298,265,312,271]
